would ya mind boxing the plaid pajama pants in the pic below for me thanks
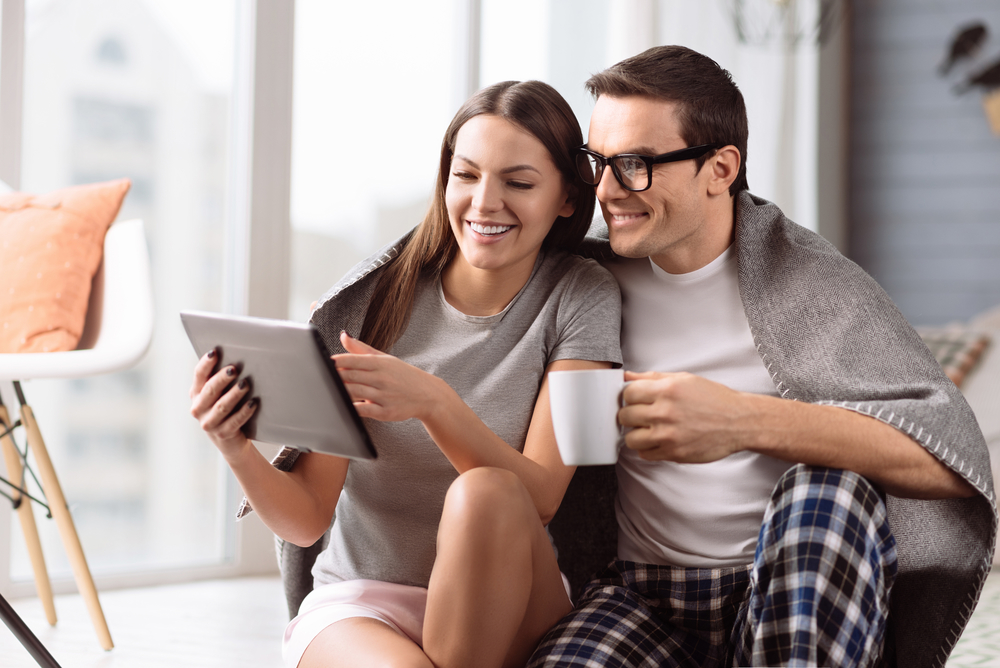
[528,465,898,668]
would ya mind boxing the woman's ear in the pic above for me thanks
[706,146,741,197]
[557,187,576,218]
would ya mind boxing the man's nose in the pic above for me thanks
[595,166,628,202]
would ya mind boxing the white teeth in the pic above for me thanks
[470,221,513,236]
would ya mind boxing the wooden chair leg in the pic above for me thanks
[0,404,57,627]
[18,404,114,651]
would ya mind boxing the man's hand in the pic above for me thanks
[618,370,754,462]
[619,371,977,499]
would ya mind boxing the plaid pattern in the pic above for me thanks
[528,465,897,668]
[527,560,752,668]
[731,466,898,667]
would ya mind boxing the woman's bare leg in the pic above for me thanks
[298,617,433,668]
[423,467,572,668]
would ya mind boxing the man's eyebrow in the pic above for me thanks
[584,145,662,156]
[453,154,541,175]
[631,146,661,156]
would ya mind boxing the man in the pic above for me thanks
[530,46,995,668]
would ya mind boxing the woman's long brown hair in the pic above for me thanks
[359,80,595,352]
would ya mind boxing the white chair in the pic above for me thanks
[0,219,153,653]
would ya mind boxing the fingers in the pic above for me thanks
[194,371,248,427]
[623,370,661,381]
[617,403,651,429]
[340,380,381,404]
[621,372,690,406]
[332,354,385,373]
[340,331,382,355]
[190,364,246,422]
[621,378,661,407]
[212,393,258,440]
[190,348,219,398]
[200,387,258,441]
[351,400,387,421]
[622,425,661,452]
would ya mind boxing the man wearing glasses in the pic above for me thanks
[530,46,994,668]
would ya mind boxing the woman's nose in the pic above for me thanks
[472,178,503,213]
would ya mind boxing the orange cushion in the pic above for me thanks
[0,179,131,353]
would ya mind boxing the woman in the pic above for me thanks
[189,80,621,668]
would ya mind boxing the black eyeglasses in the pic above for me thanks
[575,143,720,192]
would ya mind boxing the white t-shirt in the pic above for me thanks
[605,247,791,568]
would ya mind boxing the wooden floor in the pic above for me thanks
[2,572,999,667]
[1,577,285,667]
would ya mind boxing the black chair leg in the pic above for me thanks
[0,591,62,668]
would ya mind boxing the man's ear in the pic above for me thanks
[706,146,741,196]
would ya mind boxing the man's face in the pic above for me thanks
[587,95,727,273]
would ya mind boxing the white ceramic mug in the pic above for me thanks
[548,368,625,465]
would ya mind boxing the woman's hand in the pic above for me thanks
[189,349,257,461]
[333,332,447,423]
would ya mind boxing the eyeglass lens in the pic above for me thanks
[575,152,649,190]
[612,156,647,190]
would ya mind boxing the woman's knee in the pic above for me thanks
[440,467,533,531]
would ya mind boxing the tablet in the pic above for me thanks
[180,310,376,460]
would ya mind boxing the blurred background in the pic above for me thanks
[0,0,998,595]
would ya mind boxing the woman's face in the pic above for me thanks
[445,115,574,276]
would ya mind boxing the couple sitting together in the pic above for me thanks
[190,46,995,668]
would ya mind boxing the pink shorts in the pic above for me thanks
[282,579,428,668]
[282,574,572,667]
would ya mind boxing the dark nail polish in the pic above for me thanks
[238,378,248,389]
[226,367,236,377]
[249,398,258,408]
[207,349,216,359]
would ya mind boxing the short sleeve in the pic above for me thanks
[549,257,623,367]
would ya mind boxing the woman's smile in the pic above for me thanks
[468,220,515,239]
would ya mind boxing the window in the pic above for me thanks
[4,0,239,589]
[288,0,462,323]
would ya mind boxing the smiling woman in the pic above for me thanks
[443,114,576,315]
[359,80,595,352]
[190,79,623,668]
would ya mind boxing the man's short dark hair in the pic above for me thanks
[586,45,749,196]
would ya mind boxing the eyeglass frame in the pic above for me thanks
[575,143,721,192]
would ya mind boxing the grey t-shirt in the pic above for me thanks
[312,250,622,589]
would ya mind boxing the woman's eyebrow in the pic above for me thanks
[501,164,541,175]
[453,154,541,175]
